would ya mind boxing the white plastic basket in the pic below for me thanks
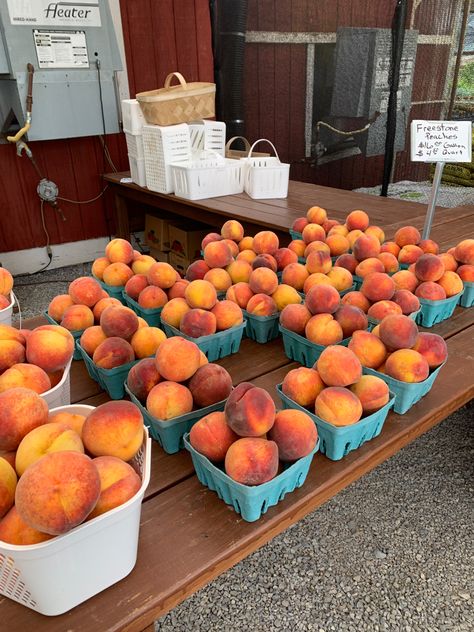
[189,120,226,157]
[170,152,244,200]
[0,292,14,326]
[40,356,72,409]
[241,139,290,199]
[121,99,146,135]
[142,123,191,194]
[0,404,151,616]
[129,154,147,187]
[125,132,144,160]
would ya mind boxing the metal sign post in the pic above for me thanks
[422,162,445,240]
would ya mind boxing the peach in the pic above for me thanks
[47,294,74,322]
[46,368,64,388]
[185,279,218,310]
[91,257,110,280]
[125,274,149,300]
[93,337,135,368]
[127,357,161,402]
[414,253,445,282]
[302,223,326,244]
[198,350,208,366]
[0,268,13,296]
[334,304,368,338]
[437,271,463,297]
[385,349,429,383]
[335,253,358,274]
[346,210,369,231]
[201,232,222,250]
[138,285,168,309]
[274,247,298,270]
[147,261,177,289]
[367,300,402,321]
[0,458,17,518]
[82,400,143,460]
[249,268,279,295]
[279,303,312,335]
[454,239,474,265]
[303,273,333,293]
[246,293,278,316]
[316,345,362,386]
[168,279,190,299]
[26,325,74,372]
[68,277,103,307]
[327,224,348,237]
[0,363,51,394]
[326,234,350,257]
[341,291,370,313]
[322,219,340,233]
[327,266,354,292]
[238,236,254,251]
[185,259,211,282]
[379,314,418,351]
[79,326,107,357]
[418,239,439,255]
[355,258,385,277]
[224,382,276,436]
[0,295,10,309]
[392,289,420,315]
[48,411,86,436]
[268,409,318,461]
[180,308,217,338]
[282,262,309,291]
[0,506,52,545]
[225,437,278,485]
[307,206,327,224]
[348,330,387,369]
[0,340,25,373]
[15,423,84,476]
[398,244,424,265]
[61,304,94,331]
[305,313,343,346]
[188,363,233,408]
[304,240,330,258]
[131,326,166,358]
[252,254,278,272]
[392,270,419,292]
[365,225,385,244]
[222,238,239,257]
[100,305,139,340]
[412,332,447,368]
[360,272,395,302]
[146,381,193,420]
[221,220,244,242]
[315,387,363,426]
[292,217,309,233]
[437,253,458,272]
[226,282,254,309]
[415,281,446,301]
[347,229,365,249]
[271,284,302,312]
[252,230,279,255]
[161,297,191,329]
[15,451,101,535]
[203,240,234,268]
[394,226,421,247]
[288,239,306,258]
[155,337,201,382]
[281,367,324,407]
[189,411,238,461]
[0,451,16,468]
[131,254,156,275]
[350,375,390,414]
[306,250,331,275]
[305,284,340,315]
[377,252,399,274]
[237,249,257,264]
[352,234,380,261]
[380,241,400,257]
[102,262,134,286]
[92,296,121,322]
[87,456,141,520]
[457,264,474,282]
[225,260,252,284]
[105,238,134,264]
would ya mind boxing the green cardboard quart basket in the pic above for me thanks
[162,321,246,362]
[279,325,351,367]
[362,362,446,415]
[289,229,303,241]
[415,292,463,328]
[125,384,227,454]
[242,310,280,343]
[76,341,137,399]
[184,433,319,522]
[121,291,164,328]
[92,275,127,305]
[459,282,474,308]
[43,312,83,360]
[276,384,395,461]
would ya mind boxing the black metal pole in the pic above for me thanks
[381,0,408,196]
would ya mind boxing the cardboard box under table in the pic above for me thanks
[168,222,212,261]
[145,215,170,251]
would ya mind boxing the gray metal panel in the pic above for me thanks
[0,31,9,74]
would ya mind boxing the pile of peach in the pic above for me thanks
[281,345,390,426]
[0,267,14,311]
[127,337,233,420]
[48,275,112,332]
[0,323,74,395]
[347,313,447,382]
[0,392,145,545]
[79,303,166,369]
[92,238,160,288]
[189,382,318,485]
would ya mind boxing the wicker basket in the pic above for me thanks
[225,136,270,160]
[136,72,215,126]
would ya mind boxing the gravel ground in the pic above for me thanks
[155,402,473,632]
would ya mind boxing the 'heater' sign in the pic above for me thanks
[7,0,101,27]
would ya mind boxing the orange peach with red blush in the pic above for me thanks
[147,262,177,289]
[125,274,149,300]
[315,387,362,426]
[341,291,371,313]
[367,300,402,321]
[225,438,279,485]
[93,337,134,369]
[252,254,278,272]
[279,303,312,335]
[412,332,447,369]
[281,367,324,408]
[102,262,134,286]
[394,226,421,247]
[398,245,424,265]
[350,375,390,414]
[457,264,474,282]
[185,279,218,310]
[268,409,318,461]
[68,276,103,307]
[316,346,362,387]
[252,231,279,255]
[365,225,385,244]
[307,206,327,224]
[100,305,139,339]
[221,219,244,241]
[392,270,419,292]
[377,252,399,274]
[437,271,463,297]
[87,456,141,520]
[225,260,252,284]
[305,313,343,345]
[392,289,420,315]
[226,282,254,309]
[352,234,380,261]
[271,284,302,311]
[238,236,254,251]
[346,210,369,231]
[0,268,13,297]
[91,257,110,280]
[303,273,333,293]
[185,259,211,282]
[414,254,445,282]
[415,282,446,301]
[180,309,217,338]
[160,297,191,329]
[48,294,74,322]
[385,349,429,383]
[274,247,298,270]
[131,254,156,275]
[333,304,368,338]
[0,506,52,545]
[454,239,474,265]
[224,382,276,437]
[92,296,121,322]
[0,340,26,373]
[189,411,238,461]
[146,381,193,420]
[306,250,332,275]
[288,239,306,258]
[127,357,161,402]
[131,326,166,358]
[0,363,51,394]
[360,272,395,302]
[237,249,257,265]
[379,314,419,351]
[292,217,309,233]
[302,223,325,244]
[188,363,233,408]
[326,234,350,257]
[246,293,278,316]
[249,268,278,295]
[61,304,94,331]
[418,239,439,255]
[201,232,222,250]
[155,337,201,382]
[48,411,86,436]
[105,238,134,264]
[355,258,385,278]
[138,285,168,309]
[26,325,74,372]
[305,284,340,314]
[380,241,400,257]
[348,330,387,369]
[335,253,358,274]
[168,279,190,299]
[282,263,309,291]
[0,458,17,518]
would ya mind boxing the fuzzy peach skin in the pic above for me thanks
[226,282,254,309]
[316,345,362,387]
[127,357,161,402]
[155,337,201,382]
[457,264,474,282]
[341,291,371,313]
[333,304,368,338]
[304,273,333,292]
[380,241,401,257]
[15,451,101,535]
[454,239,474,265]
[346,230,364,249]
[355,258,385,278]
[305,313,343,346]
[48,411,86,436]
[367,300,402,321]
[125,274,149,300]
[221,219,244,241]
[239,236,254,251]
[360,272,395,302]
[210,299,244,332]
[203,241,233,269]
[189,411,238,461]
[385,349,429,383]
[288,239,307,258]
[93,337,135,369]
[414,253,445,282]
[301,223,325,244]
[274,247,298,270]
[346,210,369,231]
[281,367,325,407]
[131,254,156,275]
[392,270,419,293]
[0,505,53,545]
[92,297,122,322]
[415,281,446,301]
[335,253,358,274]
[305,250,332,275]
[146,261,176,289]
[292,217,308,233]
[180,309,217,338]
[130,326,166,358]
[87,456,142,520]
[305,284,340,315]
[348,330,388,369]
[68,277,103,307]
[326,234,350,257]
[394,226,421,247]
[79,325,108,357]
[307,206,327,224]
[328,224,348,238]
[137,285,168,309]
[268,409,318,461]
[282,262,309,291]
[0,363,51,394]
[352,234,380,261]
[252,254,278,272]
[252,230,279,255]
[418,239,439,255]
[1,341,26,374]
[398,245,424,265]
[436,271,464,297]
[246,293,278,316]
[188,363,233,408]
[222,238,239,257]
[224,382,276,437]
[102,262,134,286]
[272,285,302,312]
[91,257,110,280]
[185,260,211,282]
[146,381,193,420]
[204,267,233,291]
[0,451,16,468]
[0,458,17,519]
[185,279,218,310]
[0,388,49,452]
[392,289,420,315]
[350,375,390,414]
[0,295,10,310]
[279,303,312,335]
[378,313,419,351]
[412,332,448,368]
[249,268,279,296]
[61,304,94,331]
[314,387,363,426]
[168,279,190,299]
[82,400,144,460]
[225,437,279,485]
[15,423,84,476]
[237,249,258,265]
[105,238,134,264]
[48,294,74,322]
[202,232,222,250]
[305,241,331,257]
[160,297,191,329]
[365,225,385,244]
[0,267,14,296]
[327,266,354,292]
[100,305,139,340]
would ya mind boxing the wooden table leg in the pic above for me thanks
[114,193,131,240]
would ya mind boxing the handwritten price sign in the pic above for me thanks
[410,120,472,162]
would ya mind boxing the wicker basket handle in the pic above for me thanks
[247,138,280,161]
[225,136,251,152]
[164,72,187,90]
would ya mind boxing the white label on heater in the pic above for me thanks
[411,120,472,163]
[8,0,101,27]
[33,29,89,68]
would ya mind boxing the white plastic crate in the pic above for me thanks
[0,292,14,326]
[0,404,151,616]
[40,356,72,409]
[128,154,147,187]
[125,132,144,160]
[142,123,191,194]
[189,120,226,156]
[170,153,244,200]
[241,139,290,199]
[121,98,146,135]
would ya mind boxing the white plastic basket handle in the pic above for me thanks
[164,72,187,90]
[196,148,226,162]
[247,138,281,161]
[225,136,251,152]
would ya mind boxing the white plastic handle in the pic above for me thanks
[246,138,280,161]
